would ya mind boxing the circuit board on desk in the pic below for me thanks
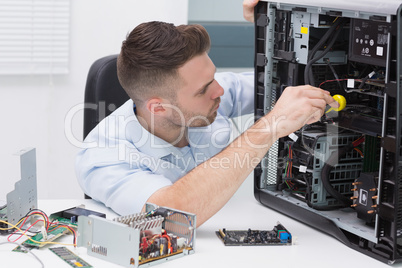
[50,247,93,268]
[49,216,78,228]
[216,222,292,246]
[13,226,69,252]
[13,206,105,253]
[49,206,106,227]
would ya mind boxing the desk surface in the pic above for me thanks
[0,197,400,268]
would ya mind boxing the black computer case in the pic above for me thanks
[253,0,402,264]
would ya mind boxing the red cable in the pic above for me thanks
[352,136,365,147]
[28,211,50,230]
[8,219,43,243]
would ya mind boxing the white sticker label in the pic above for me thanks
[347,79,355,88]
[376,46,383,56]
[288,133,298,142]
[299,165,307,173]
[359,189,368,206]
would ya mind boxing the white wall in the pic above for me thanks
[0,0,188,201]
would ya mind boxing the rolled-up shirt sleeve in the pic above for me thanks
[76,146,173,216]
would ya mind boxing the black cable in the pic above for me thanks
[304,18,346,85]
[307,21,346,86]
[358,77,369,89]
[358,68,377,89]
[304,18,342,84]
[320,145,354,206]
[301,174,313,207]
[326,60,339,80]
[26,210,49,229]
[27,208,48,215]
[307,18,343,63]
[325,59,344,91]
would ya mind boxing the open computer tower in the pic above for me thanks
[253,0,402,264]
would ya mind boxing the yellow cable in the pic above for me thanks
[0,220,76,247]
[0,213,46,231]
[0,217,25,231]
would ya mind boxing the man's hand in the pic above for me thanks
[267,85,338,139]
[243,0,259,22]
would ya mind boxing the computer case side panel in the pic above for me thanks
[253,1,402,264]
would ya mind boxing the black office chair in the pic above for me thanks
[83,54,130,198]
[83,54,130,139]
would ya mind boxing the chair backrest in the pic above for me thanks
[83,55,130,199]
[83,54,130,139]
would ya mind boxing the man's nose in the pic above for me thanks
[211,81,224,99]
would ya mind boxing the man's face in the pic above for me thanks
[169,53,224,127]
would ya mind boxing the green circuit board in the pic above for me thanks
[50,247,93,268]
[13,226,69,252]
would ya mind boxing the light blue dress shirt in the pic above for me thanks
[75,72,254,215]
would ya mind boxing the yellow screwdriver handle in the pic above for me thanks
[326,94,346,113]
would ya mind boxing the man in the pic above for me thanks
[76,2,337,226]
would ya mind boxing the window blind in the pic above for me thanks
[0,0,70,75]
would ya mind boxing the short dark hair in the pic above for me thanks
[117,21,211,105]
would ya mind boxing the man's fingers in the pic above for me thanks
[306,109,324,124]
[328,99,341,108]
[308,98,328,110]
[243,0,259,22]
[295,86,340,108]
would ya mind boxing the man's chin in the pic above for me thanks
[188,112,217,127]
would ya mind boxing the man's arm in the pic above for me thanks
[146,85,337,226]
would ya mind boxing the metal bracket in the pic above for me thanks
[6,148,37,225]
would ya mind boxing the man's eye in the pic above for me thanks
[198,79,214,96]
[199,88,208,95]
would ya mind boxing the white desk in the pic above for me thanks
[0,197,400,268]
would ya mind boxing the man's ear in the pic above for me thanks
[146,98,166,115]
